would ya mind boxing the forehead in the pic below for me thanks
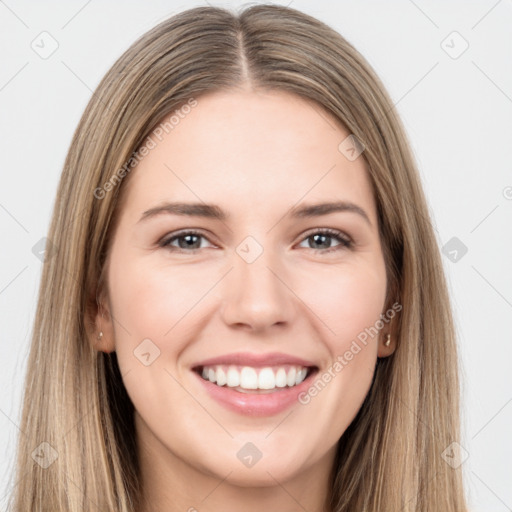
[120,89,376,224]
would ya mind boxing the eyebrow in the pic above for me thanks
[138,200,372,226]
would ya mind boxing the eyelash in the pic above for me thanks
[158,228,353,254]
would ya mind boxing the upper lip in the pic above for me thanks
[191,351,318,369]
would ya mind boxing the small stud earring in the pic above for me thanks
[97,331,103,341]
[384,333,391,347]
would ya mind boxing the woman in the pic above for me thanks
[8,4,469,511]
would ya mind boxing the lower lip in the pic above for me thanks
[192,369,317,417]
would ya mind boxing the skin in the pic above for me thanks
[95,89,395,512]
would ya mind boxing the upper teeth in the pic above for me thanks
[200,365,309,390]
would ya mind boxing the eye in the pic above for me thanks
[297,228,353,253]
[159,230,214,252]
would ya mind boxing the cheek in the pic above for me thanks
[299,259,387,346]
[294,262,386,436]
[106,254,211,424]
[108,254,215,346]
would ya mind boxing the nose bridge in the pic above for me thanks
[220,234,294,329]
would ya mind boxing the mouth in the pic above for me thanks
[189,351,320,415]
[192,364,319,394]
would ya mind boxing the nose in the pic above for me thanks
[220,244,296,332]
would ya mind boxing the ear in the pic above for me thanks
[90,283,116,354]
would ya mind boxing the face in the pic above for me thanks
[97,89,392,492]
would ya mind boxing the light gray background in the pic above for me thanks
[1,1,511,510]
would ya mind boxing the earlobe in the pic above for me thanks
[94,329,112,353]
[377,332,396,358]
[92,289,116,354]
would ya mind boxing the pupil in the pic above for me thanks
[180,234,199,249]
[312,234,329,249]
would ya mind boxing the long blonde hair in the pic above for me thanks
[8,5,468,511]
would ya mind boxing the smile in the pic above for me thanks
[192,364,319,416]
